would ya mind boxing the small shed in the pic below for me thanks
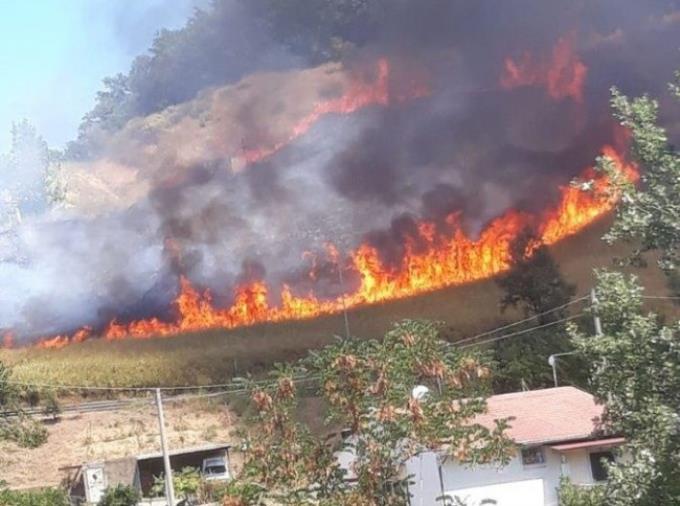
[136,443,232,496]
[73,442,232,504]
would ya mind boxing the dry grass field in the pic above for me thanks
[1,218,677,390]
[0,397,238,489]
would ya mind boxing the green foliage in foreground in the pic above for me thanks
[226,320,513,505]
[558,477,606,506]
[97,484,140,506]
[0,416,47,449]
[597,70,680,272]
[565,68,680,506]
[571,271,680,505]
[151,467,202,500]
[0,484,69,506]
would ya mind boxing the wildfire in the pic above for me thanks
[21,45,639,349]
[32,146,636,348]
[501,35,588,102]
[238,58,431,165]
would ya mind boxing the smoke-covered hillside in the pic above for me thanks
[2,0,680,343]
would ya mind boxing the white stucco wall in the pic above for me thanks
[441,448,563,506]
[433,444,618,506]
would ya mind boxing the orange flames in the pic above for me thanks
[32,146,636,349]
[22,46,637,349]
[501,35,588,102]
[239,58,430,165]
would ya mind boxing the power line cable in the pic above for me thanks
[457,312,587,349]
[453,295,589,347]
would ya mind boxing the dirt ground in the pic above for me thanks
[0,400,237,490]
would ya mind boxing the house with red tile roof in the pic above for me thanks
[406,386,624,506]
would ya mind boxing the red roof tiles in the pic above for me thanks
[478,386,605,445]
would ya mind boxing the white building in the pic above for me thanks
[407,386,624,506]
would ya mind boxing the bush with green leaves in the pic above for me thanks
[151,467,202,501]
[0,485,69,506]
[557,477,605,506]
[0,362,49,449]
[0,414,48,449]
[97,484,140,506]
[0,361,11,407]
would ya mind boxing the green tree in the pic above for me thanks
[0,121,49,214]
[497,229,576,322]
[67,0,387,159]
[97,484,140,506]
[494,230,579,391]
[247,0,377,62]
[570,271,680,505]
[596,70,680,272]
[226,320,513,505]
[563,70,680,505]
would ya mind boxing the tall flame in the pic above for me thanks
[501,35,588,102]
[32,146,636,349]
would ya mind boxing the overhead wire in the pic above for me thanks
[457,312,587,349]
[452,294,589,347]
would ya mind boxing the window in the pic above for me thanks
[589,451,615,481]
[521,447,545,466]
[205,464,227,475]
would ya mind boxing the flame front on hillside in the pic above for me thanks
[34,146,636,349]
[6,5,671,351]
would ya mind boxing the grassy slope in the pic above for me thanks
[2,217,677,388]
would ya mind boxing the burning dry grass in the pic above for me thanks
[1,220,677,390]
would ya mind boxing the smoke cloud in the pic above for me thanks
[2,1,680,341]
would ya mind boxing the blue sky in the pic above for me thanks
[0,0,202,152]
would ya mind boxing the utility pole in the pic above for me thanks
[154,388,176,506]
[590,288,603,336]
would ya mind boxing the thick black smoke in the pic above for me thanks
[2,1,680,341]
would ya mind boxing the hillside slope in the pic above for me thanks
[2,217,677,388]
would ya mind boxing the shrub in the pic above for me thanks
[97,484,140,506]
[151,467,202,500]
[0,416,48,448]
[558,477,606,506]
[0,486,70,506]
